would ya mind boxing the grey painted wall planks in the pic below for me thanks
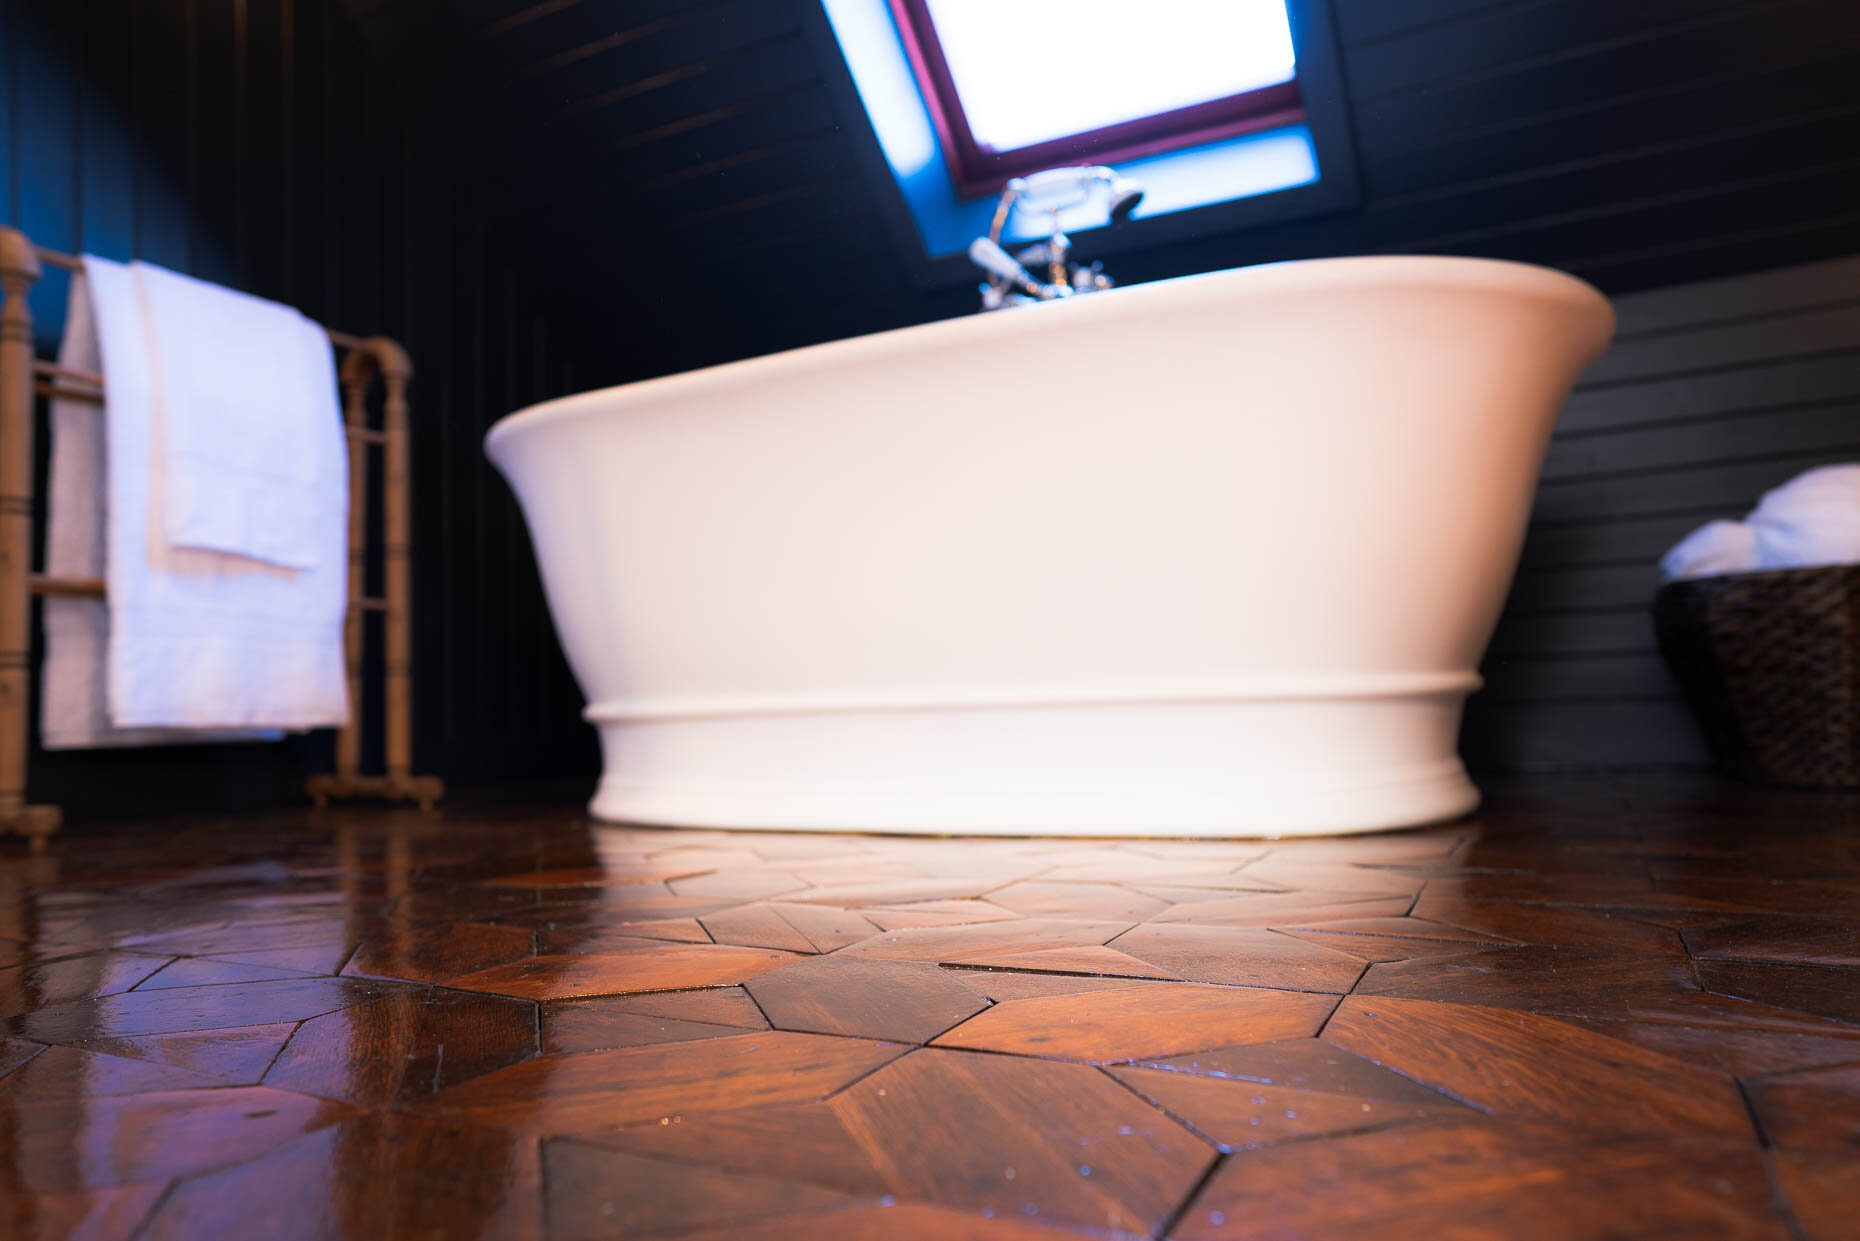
[1466,252,1860,769]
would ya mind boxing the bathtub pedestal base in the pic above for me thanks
[587,695,1480,838]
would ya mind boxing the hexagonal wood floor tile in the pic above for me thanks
[932,982,1335,1063]
[745,956,989,1043]
[4,778,1857,1238]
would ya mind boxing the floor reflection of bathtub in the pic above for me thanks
[487,257,1615,836]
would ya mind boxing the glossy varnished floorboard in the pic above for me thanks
[1,775,1857,1240]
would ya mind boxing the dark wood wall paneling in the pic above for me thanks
[8,0,1860,796]
[1466,253,1860,768]
[337,0,1860,771]
[337,0,1860,368]
[0,0,615,817]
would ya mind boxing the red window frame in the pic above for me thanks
[885,0,1305,198]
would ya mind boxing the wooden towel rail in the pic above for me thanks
[0,226,442,851]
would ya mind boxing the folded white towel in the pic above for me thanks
[1660,519,1761,581]
[62,256,350,732]
[39,274,280,747]
[1748,464,1860,571]
[136,262,329,569]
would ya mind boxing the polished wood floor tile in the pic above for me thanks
[203,942,360,974]
[941,944,1184,979]
[698,904,823,954]
[1696,958,1860,1026]
[839,917,1132,963]
[1684,915,1860,967]
[2,1182,167,1241]
[1270,914,1510,943]
[130,956,319,989]
[584,1102,898,1198]
[1173,1119,1790,1241]
[759,902,882,952]
[264,988,538,1107]
[540,1003,748,1055]
[1274,928,1499,963]
[0,951,173,1018]
[984,881,1170,921]
[2,775,1857,1237]
[0,1035,42,1077]
[1563,1017,1860,1077]
[1409,892,1685,952]
[933,981,1335,1063]
[342,922,535,984]
[606,985,770,1029]
[829,1048,1216,1236]
[411,1031,907,1136]
[1355,944,1701,1017]
[1109,1064,1462,1151]
[1147,891,1413,927]
[0,1084,353,1192]
[0,940,94,971]
[137,1112,543,1241]
[1770,1148,1860,1241]
[4,975,400,1043]
[1744,1063,1860,1152]
[0,1042,227,1097]
[542,1140,851,1239]
[745,956,988,1044]
[447,943,799,999]
[656,1200,1103,1241]
[946,970,1163,1002]
[855,898,1021,928]
[1106,923,1367,992]
[1129,1036,1469,1106]
[1323,995,1754,1137]
[73,1021,298,1084]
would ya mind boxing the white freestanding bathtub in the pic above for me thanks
[487,256,1614,837]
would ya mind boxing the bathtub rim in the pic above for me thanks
[483,253,1614,453]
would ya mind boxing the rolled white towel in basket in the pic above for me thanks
[1748,464,1860,571]
[1659,519,1760,582]
[1660,465,1860,583]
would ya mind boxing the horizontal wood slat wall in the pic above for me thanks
[0,0,624,816]
[1465,251,1860,770]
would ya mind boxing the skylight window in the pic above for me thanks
[890,0,1302,193]
[813,0,1359,270]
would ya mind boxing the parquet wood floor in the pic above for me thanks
[1,774,1857,1239]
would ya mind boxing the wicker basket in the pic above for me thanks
[1653,563,1860,788]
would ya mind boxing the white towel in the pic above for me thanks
[1749,464,1860,571]
[40,257,350,739]
[136,263,329,569]
[1659,519,1761,582]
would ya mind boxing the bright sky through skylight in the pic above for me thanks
[923,0,1296,152]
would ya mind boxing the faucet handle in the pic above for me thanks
[968,237,1053,300]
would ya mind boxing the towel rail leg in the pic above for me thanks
[306,337,442,813]
[334,359,371,787]
[0,228,61,851]
[382,355,414,788]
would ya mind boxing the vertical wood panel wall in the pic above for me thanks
[0,0,606,815]
[6,0,1860,801]
[1466,253,1860,768]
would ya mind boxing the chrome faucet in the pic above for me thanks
[969,166,1144,312]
